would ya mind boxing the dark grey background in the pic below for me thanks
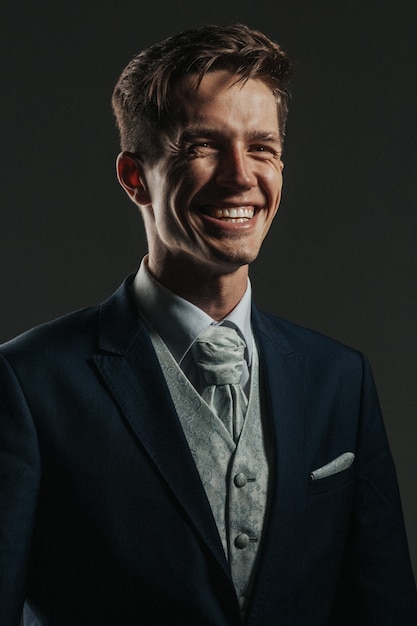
[1,1,416,573]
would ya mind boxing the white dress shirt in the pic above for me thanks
[132,256,254,394]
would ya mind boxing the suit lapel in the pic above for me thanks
[248,307,307,621]
[90,281,309,613]
[92,277,229,576]
[253,309,306,501]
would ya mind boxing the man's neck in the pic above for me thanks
[147,257,249,321]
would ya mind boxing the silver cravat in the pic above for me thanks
[191,325,248,441]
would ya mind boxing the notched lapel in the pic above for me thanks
[92,280,228,573]
[252,310,307,501]
[247,309,307,622]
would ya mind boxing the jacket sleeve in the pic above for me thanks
[0,354,41,626]
[330,353,417,624]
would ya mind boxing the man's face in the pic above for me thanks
[135,70,284,278]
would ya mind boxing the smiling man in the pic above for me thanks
[1,24,417,626]
[117,68,284,318]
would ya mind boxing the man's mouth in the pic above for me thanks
[206,207,255,223]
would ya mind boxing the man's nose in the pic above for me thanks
[216,147,257,190]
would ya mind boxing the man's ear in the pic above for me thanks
[116,152,151,205]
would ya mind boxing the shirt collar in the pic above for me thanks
[132,257,253,366]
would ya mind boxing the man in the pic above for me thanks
[1,24,416,626]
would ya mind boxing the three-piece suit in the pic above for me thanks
[1,275,416,625]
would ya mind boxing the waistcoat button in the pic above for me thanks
[235,533,250,549]
[234,472,247,487]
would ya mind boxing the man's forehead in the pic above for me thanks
[175,69,275,100]
[171,70,279,130]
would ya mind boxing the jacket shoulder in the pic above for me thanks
[0,303,101,362]
[0,275,139,364]
[253,307,365,371]
[254,307,356,349]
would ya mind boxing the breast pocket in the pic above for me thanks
[309,464,354,496]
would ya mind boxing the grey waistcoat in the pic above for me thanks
[149,330,271,612]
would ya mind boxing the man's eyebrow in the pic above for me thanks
[245,130,282,145]
[178,127,281,144]
[178,127,222,142]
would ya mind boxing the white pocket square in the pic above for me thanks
[310,452,355,481]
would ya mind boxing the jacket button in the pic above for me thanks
[235,533,249,549]
[234,472,247,487]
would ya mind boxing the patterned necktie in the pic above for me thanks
[191,325,248,441]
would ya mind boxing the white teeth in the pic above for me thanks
[211,207,254,219]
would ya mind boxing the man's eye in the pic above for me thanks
[187,142,217,156]
[252,145,274,153]
[196,141,217,149]
[250,145,281,159]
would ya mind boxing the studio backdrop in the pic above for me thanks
[1,0,416,573]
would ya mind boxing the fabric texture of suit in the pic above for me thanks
[1,275,416,625]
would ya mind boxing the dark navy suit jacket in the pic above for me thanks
[1,276,416,625]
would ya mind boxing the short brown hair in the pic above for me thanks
[112,24,293,164]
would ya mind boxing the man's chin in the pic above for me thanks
[205,247,261,273]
